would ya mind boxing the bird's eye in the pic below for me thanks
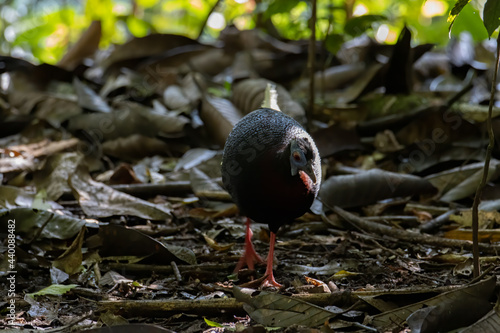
[293,151,301,161]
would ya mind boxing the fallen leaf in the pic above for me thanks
[100,311,129,327]
[189,167,229,200]
[95,224,195,265]
[0,208,87,240]
[201,95,242,146]
[368,276,495,332]
[449,210,500,228]
[73,77,111,112]
[28,284,78,297]
[232,78,305,122]
[33,152,83,201]
[233,286,338,327]
[174,148,218,172]
[202,233,235,252]
[459,298,500,333]
[319,169,435,209]
[58,20,101,70]
[52,226,86,275]
[69,165,171,220]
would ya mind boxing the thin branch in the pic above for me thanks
[329,206,500,254]
[471,33,500,278]
[197,0,222,41]
[307,0,317,131]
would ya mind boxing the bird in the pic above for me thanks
[221,107,321,287]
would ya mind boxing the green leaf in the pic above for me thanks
[448,0,472,34]
[127,16,150,37]
[204,317,223,327]
[264,0,301,19]
[324,33,344,54]
[344,15,387,37]
[132,281,143,287]
[483,0,500,37]
[28,284,78,297]
[32,189,51,210]
[450,4,489,41]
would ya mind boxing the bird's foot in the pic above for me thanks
[261,232,282,288]
[234,220,264,272]
[234,240,264,272]
[261,273,283,288]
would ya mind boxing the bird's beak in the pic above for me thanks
[300,160,317,184]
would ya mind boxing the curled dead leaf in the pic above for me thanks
[232,78,305,123]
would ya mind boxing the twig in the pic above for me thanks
[28,212,54,244]
[352,322,378,332]
[471,33,500,277]
[104,262,235,274]
[445,69,474,108]
[330,206,500,254]
[307,0,317,131]
[320,8,335,102]
[469,265,495,285]
[197,0,222,40]
[99,298,245,317]
[420,209,459,233]
[323,213,401,257]
[97,283,480,319]
[171,261,182,282]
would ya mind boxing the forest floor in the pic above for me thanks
[1,23,500,332]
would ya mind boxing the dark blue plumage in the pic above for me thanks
[221,108,321,286]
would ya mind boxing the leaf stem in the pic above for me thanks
[307,0,317,131]
[471,33,500,278]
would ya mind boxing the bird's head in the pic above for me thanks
[289,138,319,184]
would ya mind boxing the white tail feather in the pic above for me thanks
[261,83,281,111]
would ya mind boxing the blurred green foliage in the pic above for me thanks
[0,0,494,64]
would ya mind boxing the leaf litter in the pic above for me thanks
[1,21,500,333]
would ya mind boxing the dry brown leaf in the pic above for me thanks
[319,169,435,209]
[232,78,305,122]
[368,276,495,332]
[52,227,86,275]
[201,96,242,146]
[219,27,301,54]
[73,77,111,112]
[68,103,189,141]
[20,138,80,158]
[186,48,233,76]
[395,109,479,146]
[174,148,218,172]
[0,155,36,173]
[8,90,46,115]
[33,152,83,201]
[95,224,194,265]
[459,298,500,333]
[189,167,229,200]
[69,165,171,220]
[163,85,191,110]
[102,134,172,160]
[293,63,365,93]
[108,163,142,185]
[103,34,202,71]
[58,21,101,70]
[202,233,235,251]
[336,62,385,104]
[444,229,500,242]
[233,286,338,327]
[428,160,500,202]
[312,124,363,157]
[449,210,500,228]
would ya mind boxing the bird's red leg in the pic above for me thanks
[261,231,283,288]
[234,218,264,272]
